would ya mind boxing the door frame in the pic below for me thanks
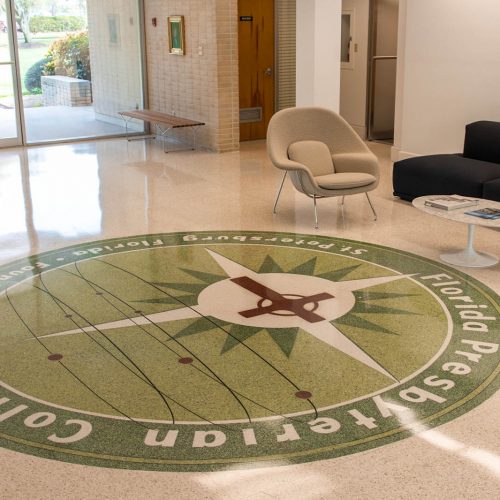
[0,0,24,147]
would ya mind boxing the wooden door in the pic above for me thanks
[238,0,275,141]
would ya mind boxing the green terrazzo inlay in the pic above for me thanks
[0,231,498,471]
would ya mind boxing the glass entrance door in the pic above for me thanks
[0,0,22,147]
[17,0,146,144]
[1,0,146,147]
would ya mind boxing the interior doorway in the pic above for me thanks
[0,0,146,147]
[339,0,399,143]
[367,0,399,142]
[339,0,370,139]
[238,0,275,141]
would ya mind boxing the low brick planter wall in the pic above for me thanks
[41,75,92,107]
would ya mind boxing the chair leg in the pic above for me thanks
[273,171,287,214]
[313,196,319,229]
[340,195,345,218]
[366,192,378,221]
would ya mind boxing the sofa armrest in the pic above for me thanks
[463,121,500,164]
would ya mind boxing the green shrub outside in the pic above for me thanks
[24,56,51,94]
[22,32,91,95]
[29,16,86,33]
[44,32,91,81]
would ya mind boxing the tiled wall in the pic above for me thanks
[87,0,144,126]
[145,0,239,152]
[214,0,240,151]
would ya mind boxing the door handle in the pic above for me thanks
[264,67,273,76]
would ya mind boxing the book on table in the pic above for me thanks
[424,195,479,210]
[465,207,500,219]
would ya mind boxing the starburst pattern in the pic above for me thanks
[35,249,418,380]
[143,253,416,360]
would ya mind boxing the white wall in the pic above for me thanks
[296,0,342,111]
[87,0,143,126]
[393,0,500,160]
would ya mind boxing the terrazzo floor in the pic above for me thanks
[0,137,498,499]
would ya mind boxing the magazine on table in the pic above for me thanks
[465,207,500,220]
[424,195,479,210]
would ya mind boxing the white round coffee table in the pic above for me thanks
[413,195,500,268]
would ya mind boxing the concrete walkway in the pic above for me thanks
[0,104,130,144]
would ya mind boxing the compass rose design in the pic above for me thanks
[1,232,496,472]
[36,249,412,381]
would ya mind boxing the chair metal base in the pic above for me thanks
[272,173,377,228]
[365,192,378,221]
[273,171,287,214]
[312,193,377,228]
[313,196,319,229]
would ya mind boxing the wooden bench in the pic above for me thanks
[119,109,205,153]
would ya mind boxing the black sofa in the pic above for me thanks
[392,121,500,202]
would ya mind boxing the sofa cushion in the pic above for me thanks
[288,140,334,176]
[393,154,500,201]
[315,172,376,190]
[483,178,500,202]
[463,121,500,164]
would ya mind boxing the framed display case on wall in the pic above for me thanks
[168,15,185,55]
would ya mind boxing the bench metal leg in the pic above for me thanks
[120,114,132,141]
[192,127,198,150]
[155,125,201,153]
[154,124,174,153]
[119,114,155,143]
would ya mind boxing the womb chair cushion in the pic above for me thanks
[288,140,334,176]
[315,172,376,190]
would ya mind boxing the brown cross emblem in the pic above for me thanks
[231,276,333,323]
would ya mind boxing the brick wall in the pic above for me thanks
[41,76,92,107]
[145,0,239,152]
[214,0,240,151]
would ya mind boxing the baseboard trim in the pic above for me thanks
[391,147,420,162]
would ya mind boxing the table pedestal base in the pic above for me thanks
[440,223,498,268]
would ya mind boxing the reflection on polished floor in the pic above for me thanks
[0,138,499,499]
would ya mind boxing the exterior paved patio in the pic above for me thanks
[0,104,131,144]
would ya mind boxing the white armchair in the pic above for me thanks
[267,107,379,228]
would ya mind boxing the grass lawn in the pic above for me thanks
[0,33,59,97]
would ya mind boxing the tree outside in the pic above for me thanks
[16,0,37,44]
[0,0,88,106]
[14,0,87,44]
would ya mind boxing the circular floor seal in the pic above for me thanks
[0,231,498,471]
